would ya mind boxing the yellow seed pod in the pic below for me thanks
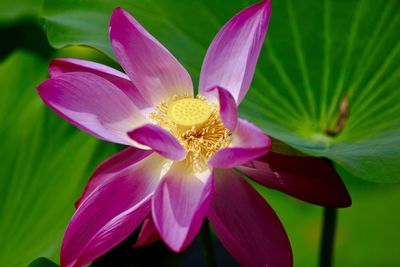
[167,98,211,130]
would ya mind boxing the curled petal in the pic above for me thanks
[110,7,193,107]
[61,153,168,267]
[128,124,186,161]
[208,119,271,168]
[134,217,160,247]
[152,162,214,252]
[207,86,238,131]
[49,58,149,109]
[238,152,352,207]
[37,72,148,147]
[207,169,292,267]
[199,0,271,103]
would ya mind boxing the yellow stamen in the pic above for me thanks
[150,95,232,173]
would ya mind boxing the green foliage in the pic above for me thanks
[42,0,400,182]
[0,0,399,266]
[252,175,400,267]
[28,257,59,267]
[243,0,400,183]
[0,0,42,22]
[0,51,116,266]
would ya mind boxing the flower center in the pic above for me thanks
[167,98,211,131]
[150,95,231,172]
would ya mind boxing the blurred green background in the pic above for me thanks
[0,0,399,266]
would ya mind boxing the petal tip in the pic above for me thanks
[110,7,129,30]
[36,79,49,95]
[340,190,352,208]
[199,0,272,103]
[265,135,273,149]
[258,0,272,12]
[127,125,186,161]
[206,85,238,131]
[48,58,67,77]
[164,240,186,253]
[111,6,124,16]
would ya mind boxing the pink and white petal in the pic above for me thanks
[208,119,271,168]
[207,169,292,267]
[76,147,152,209]
[110,8,193,107]
[206,86,238,131]
[37,72,149,147]
[152,162,214,252]
[49,58,149,109]
[238,152,352,207]
[199,0,271,103]
[61,153,168,267]
[134,217,160,247]
[128,124,186,161]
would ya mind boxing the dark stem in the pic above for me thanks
[319,207,338,267]
[199,219,216,267]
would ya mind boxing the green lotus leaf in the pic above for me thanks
[28,257,59,267]
[42,0,400,182]
[0,51,115,266]
[0,0,42,22]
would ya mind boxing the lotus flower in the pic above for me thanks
[37,1,351,266]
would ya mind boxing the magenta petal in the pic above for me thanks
[207,169,292,267]
[49,58,149,109]
[110,8,193,106]
[208,119,271,168]
[61,153,168,267]
[206,86,238,131]
[76,147,152,208]
[238,152,352,207]
[37,72,148,146]
[134,217,160,247]
[128,124,186,161]
[152,162,214,252]
[199,0,271,103]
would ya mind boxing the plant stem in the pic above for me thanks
[319,207,338,267]
[199,219,216,267]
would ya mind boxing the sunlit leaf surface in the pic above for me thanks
[0,0,42,22]
[0,51,116,266]
[42,0,400,182]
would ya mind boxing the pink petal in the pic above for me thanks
[75,147,152,208]
[110,7,193,107]
[207,169,292,267]
[61,153,168,267]
[238,152,352,207]
[199,0,271,103]
[128,124,186,161]
[206,86,238,131]
[37,72,149,147]
[208,119,271,168]
[152,162,214,252]
[134,217,160,247]
[49,58,150,109]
